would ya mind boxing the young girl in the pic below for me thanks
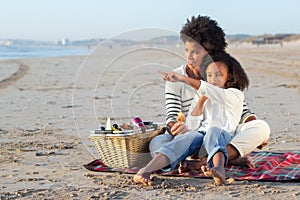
[185,52,249,185]
[134,52,249,186]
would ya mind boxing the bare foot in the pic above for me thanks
[178,157,207,173]
[133,168,152,186]
[201,166,226,186]
[229,154,255,168]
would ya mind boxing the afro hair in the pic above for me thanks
[180,15,227,53]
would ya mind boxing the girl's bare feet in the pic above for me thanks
[201,165,226,186]
[133,168,152,186]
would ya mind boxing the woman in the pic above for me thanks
[150,15,270,169]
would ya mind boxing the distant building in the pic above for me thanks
[61,38,69,45]
[0,40,13,46]
[54,38,70,46]
[252,34,294,45]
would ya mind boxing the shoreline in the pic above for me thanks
[0,43,299,199]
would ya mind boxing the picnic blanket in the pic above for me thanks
[84,151,300,182]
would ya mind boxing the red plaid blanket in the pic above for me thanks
[84,151,300,181]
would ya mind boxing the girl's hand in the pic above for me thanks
[170,122,188,136]
[157,70,186,83]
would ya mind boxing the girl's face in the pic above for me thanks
[184,40,208,69]
[206,61,229,88]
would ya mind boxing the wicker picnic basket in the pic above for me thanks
[89,127,165,168]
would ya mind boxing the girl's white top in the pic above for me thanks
[186,80,244,135]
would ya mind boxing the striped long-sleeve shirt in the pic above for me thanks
[165,64,256,125]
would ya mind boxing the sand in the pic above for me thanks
[0,41,299,199]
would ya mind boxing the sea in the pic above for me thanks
[0,45,90,60]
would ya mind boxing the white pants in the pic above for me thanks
[230,119,270,157]
[149,119,270,158]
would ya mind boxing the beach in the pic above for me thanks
[0,41,299,199]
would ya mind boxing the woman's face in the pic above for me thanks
[184,40,208,69]
[206,61,229,88]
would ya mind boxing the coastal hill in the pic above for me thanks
[1,33,299,47]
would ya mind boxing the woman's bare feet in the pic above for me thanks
[228,154,255,168]
[201,166,226,186]
[133,168,152,186]
[134,153,170,186]
[178,158,207,173]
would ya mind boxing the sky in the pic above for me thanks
[1,0,300,41]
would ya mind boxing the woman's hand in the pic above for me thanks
[157,70,186,83]
[170,122,188,136]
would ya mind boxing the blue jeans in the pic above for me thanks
[150,127,232,169]
[203,127,232,168]
[153,131,203,169]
